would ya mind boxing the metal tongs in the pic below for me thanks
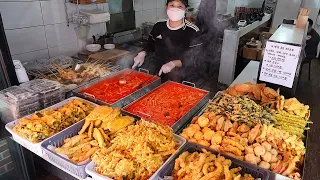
[134,74,158,89]
[119,69,135,85]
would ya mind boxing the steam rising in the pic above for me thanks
[182,0,229,82]
[116,0,232,83]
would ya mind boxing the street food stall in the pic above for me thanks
[0,0,316,180]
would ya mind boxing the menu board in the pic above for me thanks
[259,41,301,88]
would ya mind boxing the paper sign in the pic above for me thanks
[259,41,301,88]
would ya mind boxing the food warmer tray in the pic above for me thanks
[209,91,307,180]
[5,97,98,156]
[154,142,270,180]
[71,68,161,108]
[85,134,186,180]
[41,120,90,179]
[178,91,307,180]
[122,81,210,133]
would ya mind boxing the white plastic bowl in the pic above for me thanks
[104,44,115,50]
[86,44,101,52]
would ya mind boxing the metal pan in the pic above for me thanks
[175,91,307,180]
[71,68,161,108]
[154,142,270,180]
[85,134,187,180]
[122,81,210,133]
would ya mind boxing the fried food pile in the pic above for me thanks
[91,120,178,180]
[212,91,310,138]
[78,106,134,145]
[225,83,284,110]
[173,149,254,180]
[52,62,111,85]
[180,113,306,178]
[225,83,310,120]
[55,134,99,163]
[53,106,134,164]
[206,93,275,127]
[181,114,252,160]
[183,83,311,179]
[274,110,311,138]
[13,99,94,143]
[283,98,310,120]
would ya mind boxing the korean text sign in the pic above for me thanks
[259,41,301,88]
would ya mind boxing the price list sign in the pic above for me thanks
[259,41,301,88]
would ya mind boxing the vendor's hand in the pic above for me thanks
[132,51,146,69]
[158,61,175,76]
[306,35,312,40]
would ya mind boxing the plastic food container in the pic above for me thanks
[0,86,40,124]
[85,134,186,180]
[41,120,89,179]
[20,79,65,108]
[154,142,270,180]
[5,97,98,156]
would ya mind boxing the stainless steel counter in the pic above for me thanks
[270,24,306,45]
[231,61,259,86]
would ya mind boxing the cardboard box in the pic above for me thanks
[242,46,262,60]
[296,8,310,29]
[296,15,309,29]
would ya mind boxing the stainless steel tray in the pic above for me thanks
[122,81,210,133]
[177,91,306,180]
[154,142,270,180]
[5,97,98,156]
[85,134,186,180]
[71,68,161,108]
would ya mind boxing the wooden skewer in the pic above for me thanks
[91,59,102,66]
[91,55,103,62]
[85,55,92,64]
[36,70,49,79]
[51,64,64,75]
[47,68,59,79]
[52,62,67,73]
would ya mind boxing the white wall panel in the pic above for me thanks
[45,23,78,48]
[5,26,47,55]
[12,49,49,63]
[41,0,67,25]
[0,1,43,29]
[49,42,78,57]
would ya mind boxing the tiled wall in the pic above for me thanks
[0,139,13,176]
[133,0,202,28]
[0,0,108,63]
[1,0,202,62]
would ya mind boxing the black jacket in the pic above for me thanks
[305,29,320,58]
[144,19,199,67]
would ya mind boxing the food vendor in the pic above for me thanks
[131,0,200,82]
[305,18,320,60]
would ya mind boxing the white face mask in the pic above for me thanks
[167,8,185,21]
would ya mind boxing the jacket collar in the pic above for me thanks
[166,19,186,30]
